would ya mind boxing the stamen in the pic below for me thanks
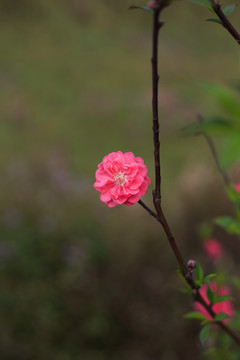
[114,171,126,185]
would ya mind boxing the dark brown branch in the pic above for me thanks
[146,0,240,347]
[138,200,188,273]
[151,1,187,274]
[152,6,162,204]
[197,115,230,186]
[157,207,188,273]
[138,199,159,220]
[209,0,240,45]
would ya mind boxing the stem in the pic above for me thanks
[138,199,159,220]
[152,7,162,204]
[197,115,230,186]
[151,1,187,273]
[144,1,240,347]
[138,200,188,273]
[209,0,240,45]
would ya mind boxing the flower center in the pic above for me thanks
[114,171,126,185]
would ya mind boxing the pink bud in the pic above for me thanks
[203,238,223,263]
[147,1,156,9]
[187,259,196,271]
[234,183,240,194]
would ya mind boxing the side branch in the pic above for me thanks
[210,0,240,44]
[138,199,159,220]
[197,116,230,186]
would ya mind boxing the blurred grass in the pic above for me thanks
[0,0,239,359]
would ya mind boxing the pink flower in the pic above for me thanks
[194,282,234,323]
[147,1,156,9]
[94,151,151,208]
[234,183,240,194]
[203,238,223,263]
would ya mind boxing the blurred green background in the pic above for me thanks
[0,0,239,359]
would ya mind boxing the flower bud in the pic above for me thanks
[147,1,156,9]
[187,259,196,271]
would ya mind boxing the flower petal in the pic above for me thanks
[94,151,150,207]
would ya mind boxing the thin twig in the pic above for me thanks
[209,0,240,45]
[138,199,159,220]
[197,115,230,186]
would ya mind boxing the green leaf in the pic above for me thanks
[128,5,153,13]
[214,312,230,322]
[198,222,213,241]
[184,311,207,320]
[207,285,215,304]
[177,267,192,294]
[222,4,236,18]
[226,184,240,204]
[214,216,240,235]
[196,116,234,135]
[201,318,212,326]
[214,295,233,303]
[199,324,210,344]
[199,83,240,120]
[203,274,216,284]
[182,116,235,138]
[179,287,190,294]
[206,18,222,24]
[186,0,211,6]
[196,262,204,286]
[202,278,213,284]
[208,6,216,14]
[177,265,183,275]
[220,134,240,169]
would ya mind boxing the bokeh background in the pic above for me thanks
[0,0,240,359]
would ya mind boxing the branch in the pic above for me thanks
[151,0,188,274]
[197,115,231,186]
[144,0,240,347]
[152,5,162,205]
[138,199,159,220]
[209,0,240,45]
[138,200,188,273]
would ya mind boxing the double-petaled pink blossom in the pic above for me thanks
[94,151,151,207]
[194,282,234,323]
